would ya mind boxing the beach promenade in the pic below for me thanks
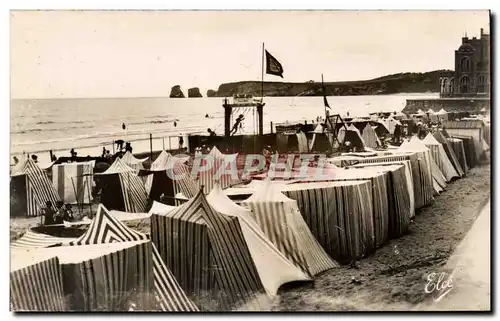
[423,199,491,311]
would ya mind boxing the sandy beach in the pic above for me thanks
[10,161,490,311]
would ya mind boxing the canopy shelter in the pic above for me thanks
[121,151,148,171]
[207,184,311,292]
[193,146,241,195]
[276,129,309,153]
[337,125,366,151]
[282,180,379,263]
[144,150,198,206]
[308,123,333,153]
[51,161,95,205]
[442,120,489,160]
[422,133,460,182]
[360,123,381,149]
[12,239,155,311]
[11,204,198,312]
[95,157,148,213]
[10,158,61,217]
[151,190,284,311]
[432,130,467,176]
[242,180,338,276]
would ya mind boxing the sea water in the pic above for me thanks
[10,93,438,164]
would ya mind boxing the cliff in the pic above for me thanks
[215,70,449,97]
[188,87,203,98]
[206,89,217,97]
[169,85,185,98]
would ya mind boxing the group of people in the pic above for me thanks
[40,201,76,225]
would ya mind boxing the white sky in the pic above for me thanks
[10,10,489,99]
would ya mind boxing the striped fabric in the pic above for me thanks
[52,161,94,204]
[292,167,389,251]
[447,138,469,173]
[349,164,412,238]
[11,158,61,217]
[194,148,240,194]
[146,151,198,202]
[484,124,491,146]
[422,134,459,182]
[151,191,270,311]
[432,131,466,177]
[10,254,66,311]
[121,151,147,171]
[451,135,477,169]
[61,240,154,311]
[429,155,447,194]
[207,184,312,294]
[68,204,198,311]
[361,124,381,149]
[11,230,71,249]
[444,127,487,159]
[99,158,148,213]
[241,181,338,276]
[342,153,433,210]
[282,181,373,263]
[442,120,485,129]
[351,160,415,219]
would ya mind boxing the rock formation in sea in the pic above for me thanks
[169,85,185,98]
[206,89,217,97]
[188,87,203,98]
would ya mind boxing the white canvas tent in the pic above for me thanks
[52,161,95,204]
[422,133,460,182]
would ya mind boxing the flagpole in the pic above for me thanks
[322,73,326,117]
[261,42,265,100]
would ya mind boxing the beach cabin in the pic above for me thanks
[10,158,61,217]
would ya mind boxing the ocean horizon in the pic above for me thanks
[10,93,439,164]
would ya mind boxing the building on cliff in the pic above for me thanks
[404,27,491,114]
[440,28,490,98]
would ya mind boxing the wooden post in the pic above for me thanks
[168,137,172,151]
[270,121,273,134]
[162,137,165,150]
[149,133,153,160]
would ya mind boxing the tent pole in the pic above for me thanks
[70,177,81,214]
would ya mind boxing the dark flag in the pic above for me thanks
[265,50,284,78]
[323,95,331,109]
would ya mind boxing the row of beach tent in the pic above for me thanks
[10,119,489,311]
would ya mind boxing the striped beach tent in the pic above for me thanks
[121,151,148,171]
[338,124,367,150]
[96,158,148,213]
[13,240,155,311]
[282,180,373,263]
[340,152,433,210]
[446,137,469,173]
[151,190,272,311]
[145,150,198,205]
[422,133,459,182]
[10,158,61,217]
[432,130,466,176]
[449,135,477,169]
[241,181,338,276]
[10,251,67,311]
[347,164,412,237]
[442,120,489,158]
[52,161,95,204]
[207,184,312,292]
[68,204,198,311]
[193,147,240,194]
[361,123,381,149]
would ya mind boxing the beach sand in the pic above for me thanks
[9,162,490,311]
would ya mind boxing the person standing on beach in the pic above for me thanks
[41,201,56,225]
[178,136,184,149]
[125,142,133,153]
[13,156,19,165]
[122,123,126,130]
[115,139,124,151]
[230,114,245,135]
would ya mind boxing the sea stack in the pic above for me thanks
[169,85,185,98]
[206,89,217,97]
[188,87,203,98]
